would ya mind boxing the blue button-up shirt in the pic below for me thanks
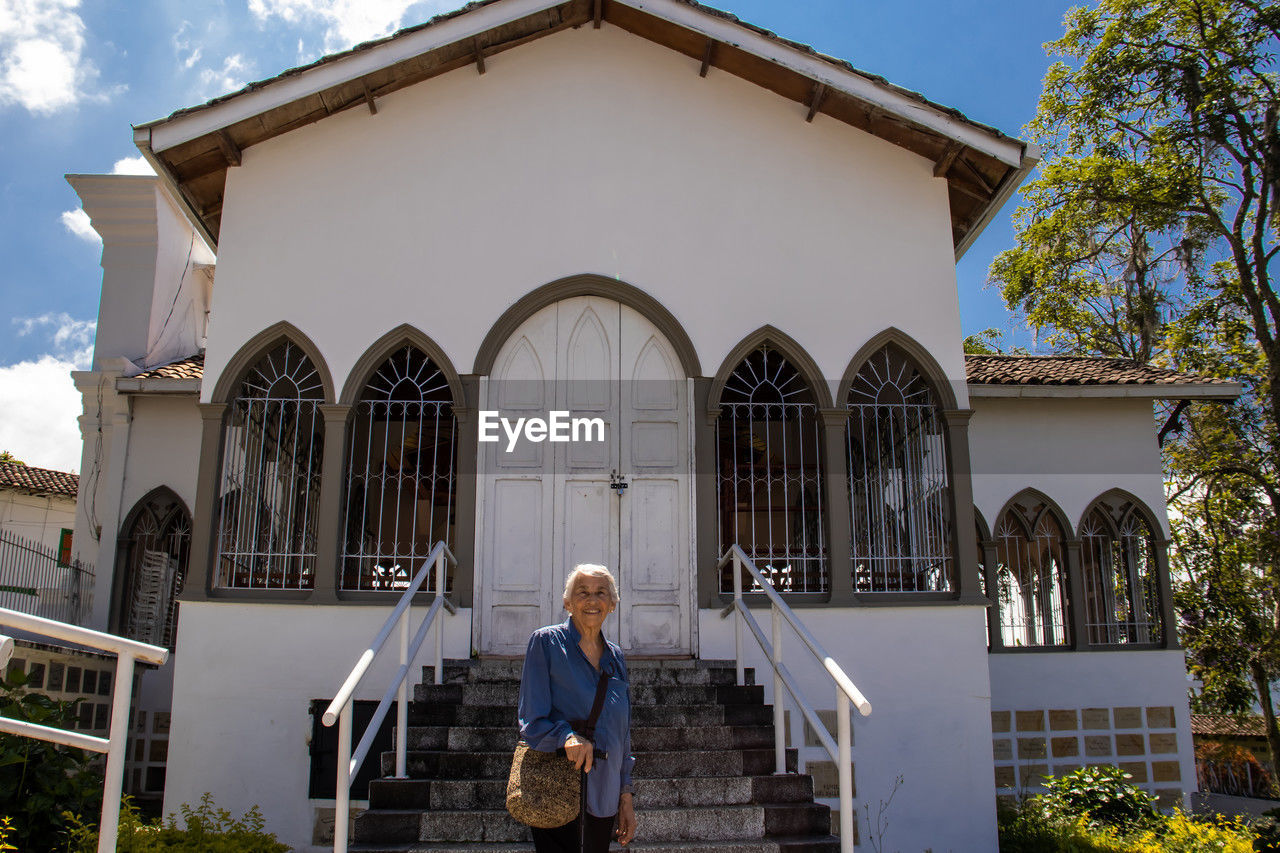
[517,618,634,818]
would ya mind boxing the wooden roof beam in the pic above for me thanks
[933,141,962,178]
[593,0,603,28]
[956,155,994,194]
[362,82,378,115]
[699,39,714,78]
[805,82,826,123]
[474,38,486,74]
[948,178,989,204]
[216,131,241,167]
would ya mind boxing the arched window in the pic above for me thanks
[214,341,325,589]
[994,496,1069,647]
[976,514,991,646]
[118,491,189,649]
[846,344,952,592]
[716,346,826,593]
[1080,496,1162,645]
[342,345,457,592]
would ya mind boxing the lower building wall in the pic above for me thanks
[988,651,1194,808]
[163,602,474,851]
[699,604,998,853]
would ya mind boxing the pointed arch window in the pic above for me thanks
[716,346,826,593]
[1080,498,1162,645]
[214,341,325,589]
[994,497,1069,647]
[119,492,189,650]
[846,344,952,592]
[341,345,457,592]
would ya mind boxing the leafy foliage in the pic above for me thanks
[0,452,24,466]
[0,670,102,851]
[65,793,292,852]
[1038,765,1158,832]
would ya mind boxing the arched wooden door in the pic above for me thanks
[476,296,692,655]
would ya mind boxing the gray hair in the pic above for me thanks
[563,564,619,605]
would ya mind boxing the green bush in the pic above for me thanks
[64,794,291,852]
[0,670,103,851]
[1039,765,1159,832]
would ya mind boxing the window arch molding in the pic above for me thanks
[835,327,958,412]
[340,325,465,407]
[113,485,191,649]
[210,321,336,405]
[473,274,701,378]
[707,325,833,414]
[1076,488,1172,648]
[990,488,1076,650]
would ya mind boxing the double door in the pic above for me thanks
[477,297,692,655]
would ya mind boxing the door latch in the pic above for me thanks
[610,469,628,494]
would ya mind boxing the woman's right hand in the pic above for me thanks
[564,734,594,773]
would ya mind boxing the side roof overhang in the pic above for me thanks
[134,0,1037,257]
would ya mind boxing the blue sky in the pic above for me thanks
[0,0,1077,470]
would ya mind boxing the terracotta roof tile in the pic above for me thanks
[1191,714,1266,738]
[0,461,78,498]
[132,353,205,380]
[964,354,1236,387]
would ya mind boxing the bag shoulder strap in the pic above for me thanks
[585,669,609,732]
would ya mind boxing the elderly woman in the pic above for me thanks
[517,564,637,851]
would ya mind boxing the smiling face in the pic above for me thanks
[564,573,616,633]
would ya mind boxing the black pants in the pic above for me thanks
[530,811,616,853]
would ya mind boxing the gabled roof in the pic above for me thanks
[966,355,1242,400]
[1191,714,1265,738]
[0,461,79,499]
[134,0,1036,257]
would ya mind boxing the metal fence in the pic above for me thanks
[0,529,94,625]
[1196,758,1277,800]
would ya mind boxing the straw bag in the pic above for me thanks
[506,670,609,829]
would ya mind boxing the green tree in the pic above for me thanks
[988,0,1280,770]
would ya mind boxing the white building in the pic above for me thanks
[65,1,1239,849]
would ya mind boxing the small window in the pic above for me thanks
[994,496,1070,648]
[94,703,109,730]
[149,740,168,762]
[58,529,73,566]
[65,666,81,693]
[48,662,64,692]
[97,671,111,696]
[26,662,45,689]
[77,703,92,728]
[6,658,25,681]
[81,670,96,694]
[134,739,145,761]
[1080,497,1163,645]
[145,766,166,792]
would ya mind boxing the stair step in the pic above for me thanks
[381,749,799,780]
[403,725,776,752]
[355,804,830,844]
[368,775,817,811]
[409,703,772,728]
[421,661,741,686]
[352,838,840,853]
[414,683,765,707]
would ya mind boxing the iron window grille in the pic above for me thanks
[341,346,457,592]
[846,345,953,592]
[716,346,827,594]
[215,341,325,589]
[1080,500,1162,645]
[994,498,1069,647]
[120,493,190,649]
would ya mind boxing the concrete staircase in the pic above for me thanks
[351,658,841,852]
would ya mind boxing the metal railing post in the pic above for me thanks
[771,605,785,775]
[334,704,352,853]
[434,551,444,685]
[396,602,409,779]
[97,651,135,853]
[837,694,853,853]
[733,551,744,686]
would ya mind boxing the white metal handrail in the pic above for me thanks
[0,606,169,853]
[718,545,871,853]
[322,541,457,853]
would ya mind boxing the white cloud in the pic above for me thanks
[0,0,102,114]
[15,313,96,364]
[111,156,153,175]
[0,355,85,472]
[172,20,202,70]
[0,314,96,472]
[60,208,98,243]
[197,53,251,100]
[249,0,455,52]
